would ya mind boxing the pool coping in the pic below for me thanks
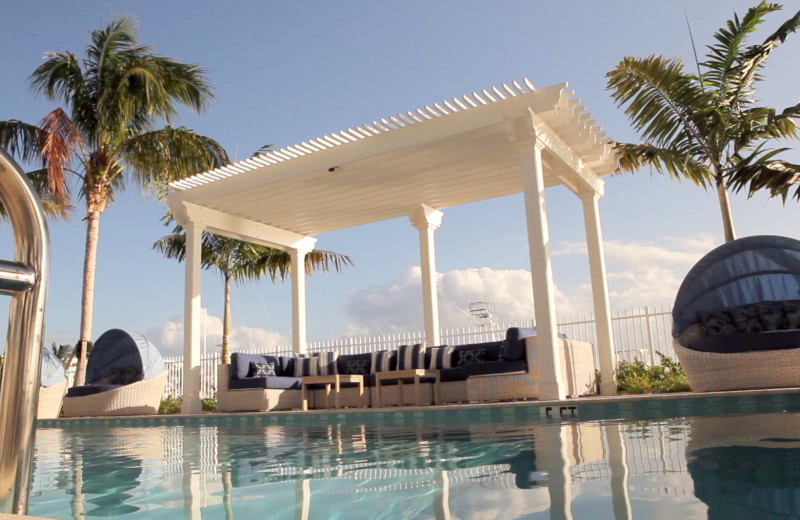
[36,387,800,428]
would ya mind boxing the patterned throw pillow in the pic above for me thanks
[456,348,486,367]
[784,300,800,329]
[397,344,425,370]
[728,304,765,333]
[248,361,276,377]
[698,310,738,336]
[345,359,371,375]
[758,301,788,331]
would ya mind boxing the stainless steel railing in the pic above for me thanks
[0,147,50,514]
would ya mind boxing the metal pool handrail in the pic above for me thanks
[0,147,50,514]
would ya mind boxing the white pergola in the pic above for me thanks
[167,78,619,413]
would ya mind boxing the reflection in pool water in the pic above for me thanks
[27,411,800,519]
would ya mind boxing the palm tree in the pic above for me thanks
[154,227,353,363]
[0,16,229,384]
[606,2,800,242]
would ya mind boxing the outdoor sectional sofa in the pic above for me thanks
[216,327,598,413]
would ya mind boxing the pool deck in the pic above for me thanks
[37,386,800,427]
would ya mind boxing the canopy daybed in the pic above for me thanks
[672,235,800,392]
[62,329,167,417]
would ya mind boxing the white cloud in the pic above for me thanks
[336,235,716,336]
[146,314,289,357]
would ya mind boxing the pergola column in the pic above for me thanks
[520,139,565,401]
[181,221,204,414]
[290,248,309,354]
[580,191,617,396]
[409,204,443,347]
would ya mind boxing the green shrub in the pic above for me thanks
[158,395,218,414]
[616,352,691,394]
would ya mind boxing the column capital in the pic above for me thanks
[578,188,603,202]
[409,204,443,231]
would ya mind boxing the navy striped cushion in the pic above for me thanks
[427,346,454,370]
[317,351,339,375]
[371,350,396,373]
[294,355,320,377]
[396,344,424,370]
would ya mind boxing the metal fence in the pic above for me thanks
[157,304,675,398]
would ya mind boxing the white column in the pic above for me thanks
[290,248,309,355]
[521,139,565,401]
[409,204,443,347]
[580,191,617,396]
[606,423,633,520]
[538,425,573,520]
[182,222,204,414]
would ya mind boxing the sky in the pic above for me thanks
[1,0,799,357]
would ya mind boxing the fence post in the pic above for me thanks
[644,306,656,365]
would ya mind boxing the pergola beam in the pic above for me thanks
[170,200,318,252]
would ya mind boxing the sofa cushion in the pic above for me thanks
[427,346,454,369]
[228,375,303,390]
[232,353,267,379]
[784,300,800,329]
[248,360,277,377]
[698,310,739,336]
[371,350,396,373]
[504,328,538,360]
[452,342,502,367]
[758,301,788,331]
[66,384,123,397]
[397,344,425,370]
[687,329,800,353]
[728,303,765,333]
[439,359,528,382]
[338,353,372,375]
[294,356,320,377]
[317,351,339,375]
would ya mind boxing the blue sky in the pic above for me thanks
[1,1,799,357]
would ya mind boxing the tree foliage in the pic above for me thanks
[607,2,800,241]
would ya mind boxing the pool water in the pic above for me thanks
[28,404,800,519]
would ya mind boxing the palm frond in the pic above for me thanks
[607,55,710,149]
[0,120,44,163]
[614,142,710,186]
[38,108,82,205]
[728,159,800,200]
[122,126,229,190]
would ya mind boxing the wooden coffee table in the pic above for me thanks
[301,374,365,410]
[375,369,440,406]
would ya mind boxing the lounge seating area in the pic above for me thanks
[62,329,168,417]
[672,235,800,392]
[217,327,598,412]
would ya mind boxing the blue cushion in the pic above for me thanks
[397,344,425,370]
[66,384,123,397]
[228,376,303,390]
[338,353,372,375]
[452,341,502,366]
[504,328,537,360]
[688,329,800,354]
[439,359,528,382]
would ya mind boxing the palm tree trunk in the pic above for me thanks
[716,179,737,243]
[76,207,102,386]
[222,273,231,363]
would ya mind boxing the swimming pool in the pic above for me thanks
[29,390,800,519]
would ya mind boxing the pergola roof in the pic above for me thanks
[169,79,618,238]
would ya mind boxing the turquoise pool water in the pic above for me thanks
[28,393,800,519]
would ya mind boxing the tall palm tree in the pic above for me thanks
[0,16,229,384]
[607,2,800,242]
[154,228,353,363]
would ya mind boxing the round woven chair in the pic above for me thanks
[672,235,800,392]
